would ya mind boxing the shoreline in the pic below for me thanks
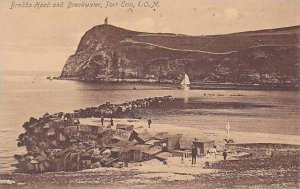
[53,77,299,91]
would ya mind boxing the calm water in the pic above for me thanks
[0,71,299,173]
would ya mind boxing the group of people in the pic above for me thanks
[100,117,115,126]
[100,116,152,128]
[190,146,228,165]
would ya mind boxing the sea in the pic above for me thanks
[0,71,299,173]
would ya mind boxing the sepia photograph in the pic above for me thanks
[0,0,299,188]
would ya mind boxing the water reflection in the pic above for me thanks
[183,87,190,103]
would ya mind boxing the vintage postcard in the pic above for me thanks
[0,0,299,188]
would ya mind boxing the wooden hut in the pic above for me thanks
[142,146,163,160]
[132,127,154,143]
[193,140,215,155]
[172,137,194,158]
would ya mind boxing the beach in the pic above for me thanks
[76,118,300,146]
[1,118,299,188]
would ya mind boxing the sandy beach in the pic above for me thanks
[84,118,300,145]
[2,118,299,189]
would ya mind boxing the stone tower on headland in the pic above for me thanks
[104,17,108,25]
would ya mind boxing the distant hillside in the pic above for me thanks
[60,24,300,87]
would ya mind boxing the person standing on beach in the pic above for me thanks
[101,116,104,126]
[148,119,152,128]
[191,145,198,165]
[222,150,228,161]
[110,118,114,126]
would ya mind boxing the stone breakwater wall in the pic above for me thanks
[14,96,174,173]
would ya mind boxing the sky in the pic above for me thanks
[1,0,300,72]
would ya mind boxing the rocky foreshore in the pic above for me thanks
[5,108,300,188]
[15,96,174,173]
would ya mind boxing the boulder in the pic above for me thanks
[29,117,39,124]
[58,133,66,142]
[13,154,23,161]
[91,162,101,169]
[38,162,46,172]
[101,149,112,158]
[35,152,48,161]
[43,113,50,118]
[82,160,92,169]
[38,142,48,151]
[22,121,29,130]
[113,162,123,168]
[50,149,64,157]
[0,180,16,185]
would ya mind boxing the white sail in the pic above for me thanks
[181,73,190,85]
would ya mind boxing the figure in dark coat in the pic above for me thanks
[110,118,114,126]
[191,146,198,165]
[101,116,104,126]
[148,119,152,128]
[222,150,228,161]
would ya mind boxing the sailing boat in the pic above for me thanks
[181,73,190,89]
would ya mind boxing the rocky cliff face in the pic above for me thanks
[60,24,300,86]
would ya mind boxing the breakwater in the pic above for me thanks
[15,96,174,173]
